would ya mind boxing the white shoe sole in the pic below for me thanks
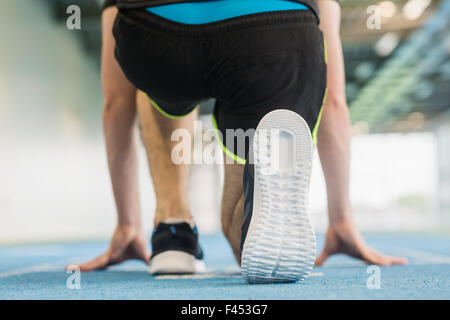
[241,109,316,284]
[149,251,206,275]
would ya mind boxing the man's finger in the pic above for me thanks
[314,250,329,266]
[389,256,407,265]
[363,250,406,266]
[142,249,151,264]
[77,253,110,272]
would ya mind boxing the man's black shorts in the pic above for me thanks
[112,8,327,164]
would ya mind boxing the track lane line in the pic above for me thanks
[0,256,89,279]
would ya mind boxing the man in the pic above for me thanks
[77,0,405,283]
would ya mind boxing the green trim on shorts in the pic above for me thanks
[311,38,328,146]
[146,94,199,119]
[211,114,247,165]
[312,88,328,146]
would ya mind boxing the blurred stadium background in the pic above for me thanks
[0,0,449,244]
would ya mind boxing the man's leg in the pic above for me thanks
[136,91,196,226]
[221,1,406,268]
[221,162,245,264]
[137,92,206,274]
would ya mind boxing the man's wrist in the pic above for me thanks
[328,216,356,228]
[117,219,142,230]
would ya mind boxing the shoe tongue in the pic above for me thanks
[162,218,195,229]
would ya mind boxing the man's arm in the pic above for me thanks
[74,6,150,271]
[101,6,141,229]
[315,0,406,266]
[317,0,351,225]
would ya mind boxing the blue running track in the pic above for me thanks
[1,233,449,299]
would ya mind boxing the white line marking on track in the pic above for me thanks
[307,272,325,277]
[154,269,324,280]
[155,273,242,280]
[0,256,89,279]
[395,248,450,265]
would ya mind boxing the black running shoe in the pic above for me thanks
[149,221,205,275]
[240,109,316,284]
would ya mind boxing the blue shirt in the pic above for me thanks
[146,0,309,25]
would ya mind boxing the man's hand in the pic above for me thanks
[72,225,150,272]
[315,221,407,266]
